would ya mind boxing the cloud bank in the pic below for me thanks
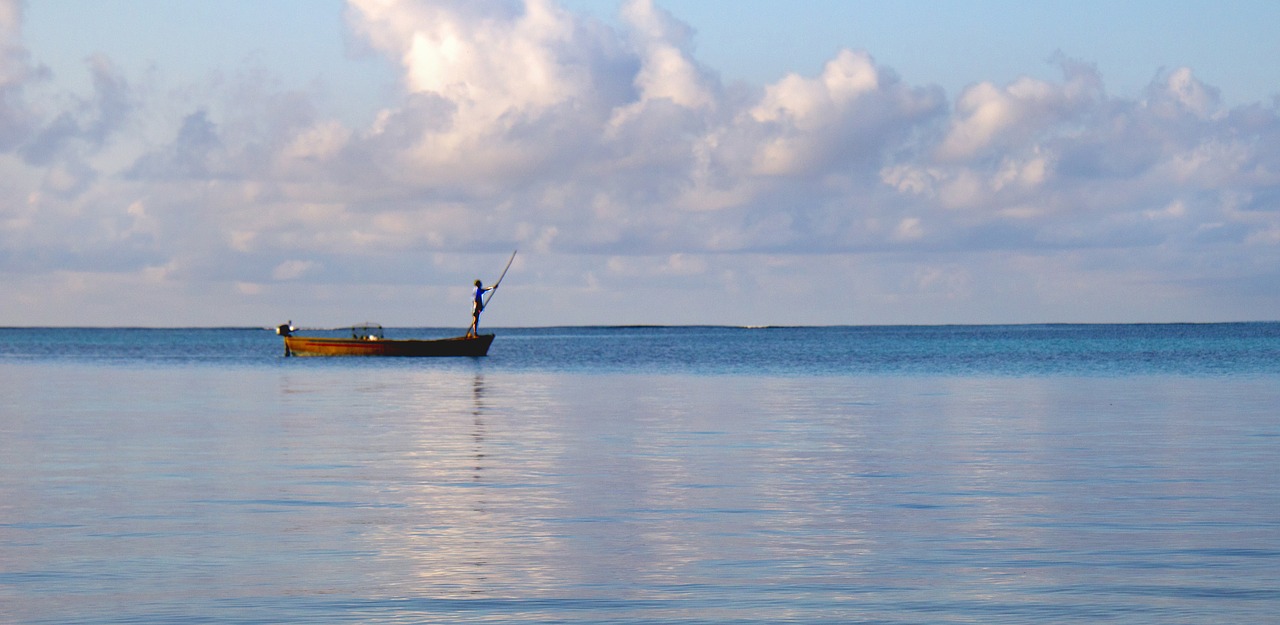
[2,0,1278,326]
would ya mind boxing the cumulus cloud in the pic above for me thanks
[345,0,637,187]
[2,0,1279,325]
[617,0,714,110]
[936,56,1102,161]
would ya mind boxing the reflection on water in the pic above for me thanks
[2,362,1278,623]
[471,373,485,481]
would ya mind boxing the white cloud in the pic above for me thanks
[1147,67,1220,119]
[357,0,584,115]
[751,49,880,129]
[937,60,1101,161]
[1,1,1279,325]
[271,259,319,281]
[346,0,636,185]
[618,0,715,110]
[746,49,943,176]
[892,217,924,242]
[991,151,1049,192]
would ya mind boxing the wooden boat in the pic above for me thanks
[278,323,494,357]
[277,251,515,358]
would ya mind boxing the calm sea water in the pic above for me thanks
[2,325,1278,624]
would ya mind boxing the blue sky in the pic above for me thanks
[568,0,1280,106]
[3,0,1279,326]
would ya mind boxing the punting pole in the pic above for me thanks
[484,250,517,308]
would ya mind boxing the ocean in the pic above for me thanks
[2,324,1278,624]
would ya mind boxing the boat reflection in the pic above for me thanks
[471,372,486,482]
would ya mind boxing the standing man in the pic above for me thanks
[468,279,493,337]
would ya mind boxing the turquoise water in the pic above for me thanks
[2,325,1278,623]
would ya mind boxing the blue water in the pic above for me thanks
[3,323,1279,375]
[2,325,1278,623]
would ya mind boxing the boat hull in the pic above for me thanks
[283,333,494,357]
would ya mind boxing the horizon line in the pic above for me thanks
[2,320,1277,331]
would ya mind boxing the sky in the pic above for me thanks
[3,0,1279,327]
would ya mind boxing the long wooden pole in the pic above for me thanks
[483,250,517,307]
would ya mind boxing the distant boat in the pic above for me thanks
[277,323,494,357]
